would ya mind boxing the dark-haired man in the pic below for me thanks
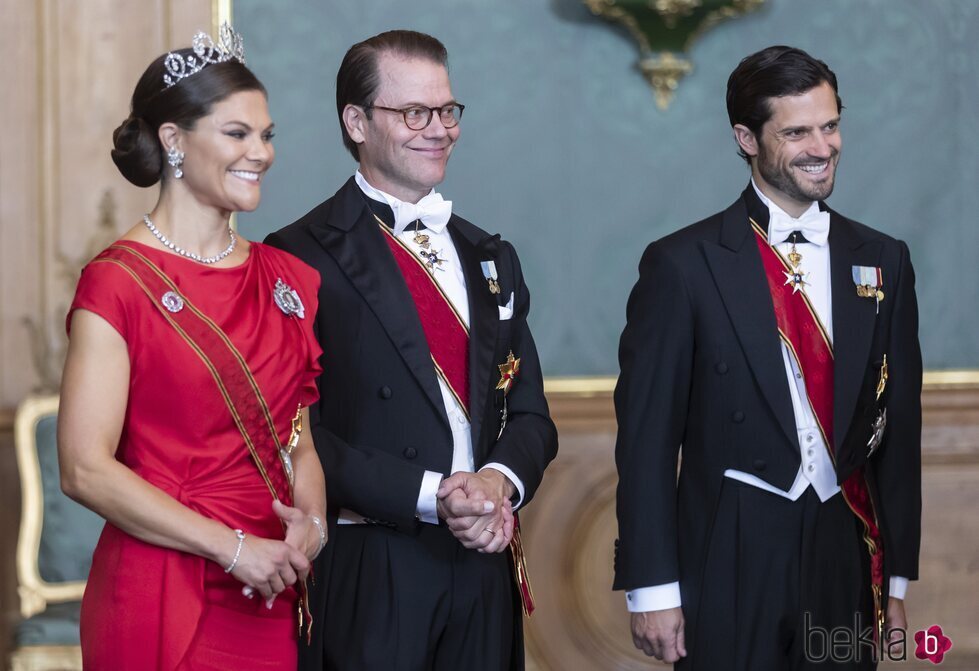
[614,46,921,670]
[266,30,556,671]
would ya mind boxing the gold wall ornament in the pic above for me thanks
[653,0,702,29]
[640,52,694,109]
[584,0,766,109]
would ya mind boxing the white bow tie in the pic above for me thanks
[768,209,830,247]
[392,192,453,235]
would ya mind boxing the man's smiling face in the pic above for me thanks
[752,81,842,213]
[353,53,460,204]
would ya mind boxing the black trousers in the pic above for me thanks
[320,523,522,671]
[680,481,875,671]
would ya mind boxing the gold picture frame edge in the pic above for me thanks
[543,370,979,396]
[211,0,233,36]
[13,393,88,619]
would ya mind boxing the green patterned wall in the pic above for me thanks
[236,0,979,374]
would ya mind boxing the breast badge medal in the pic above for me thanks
[866,356,888,458]
[496,350,521,438]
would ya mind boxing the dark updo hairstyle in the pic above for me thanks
[726,45,842,164]
[111,49,266,187]
[336,30,448,161]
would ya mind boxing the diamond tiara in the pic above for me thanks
[162,22,246,89]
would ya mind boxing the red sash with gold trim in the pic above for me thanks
[378,224,470,415]
[751,221,886,638]
[377,223,537,616]
[93,244,314,637]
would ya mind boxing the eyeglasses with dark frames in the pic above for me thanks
[368,103,465,130]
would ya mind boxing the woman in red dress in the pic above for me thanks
[58,24,327,670]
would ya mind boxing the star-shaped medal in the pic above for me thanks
[782,233,808,293]
[496,351,521,394]
[783,265,809,294]
[419,248,447,272]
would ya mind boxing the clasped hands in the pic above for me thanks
[225,499,326,607]
[437,469,516,553]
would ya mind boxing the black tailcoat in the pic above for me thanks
[266,177,557,666]
[613,185,921,649]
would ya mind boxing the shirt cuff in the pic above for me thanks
[625,582,682,613]
[480,463,525,509]
[889,576,909,600]
[415,470,443,525]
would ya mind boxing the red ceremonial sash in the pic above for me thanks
[751,220,886,639]
[377,220,537,616]
[377,221,470,415]
[510,515,536,616]
[92,244,314,638]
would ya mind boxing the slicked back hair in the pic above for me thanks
[726,46,842,164]
[336,30,449,161]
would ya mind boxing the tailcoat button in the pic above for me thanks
[753,459,767,471]
[715,362,729,374]
[732,410,745,423]
[403,447,418,459]
[379,386,392,399]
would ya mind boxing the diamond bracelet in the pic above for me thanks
[224,528,246,573]
[310,516,326,558]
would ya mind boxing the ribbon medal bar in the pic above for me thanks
[481,260,501,295]
[852,265,883,300]
[852,265,884,313]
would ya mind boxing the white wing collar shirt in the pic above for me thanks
[346,171,525,527]
[625,179,906,613]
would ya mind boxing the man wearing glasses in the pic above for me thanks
[267,30,557,671]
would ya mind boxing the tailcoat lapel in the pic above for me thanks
[828,209,882,449]
[450,221,498,455]
[307,178,450,428]
[702,189,798,450]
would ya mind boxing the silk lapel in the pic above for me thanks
[308,179,450,429]
[702,190,798,450]
[449,220,498,454]
[828,210,882,449]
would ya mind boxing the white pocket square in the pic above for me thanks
[498,292,514,320]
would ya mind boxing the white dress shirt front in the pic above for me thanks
[348,172,525,527]
[626,180,906,612]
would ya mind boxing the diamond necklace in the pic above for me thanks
[143,214,236,264]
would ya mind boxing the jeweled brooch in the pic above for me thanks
[273,278,305,318]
